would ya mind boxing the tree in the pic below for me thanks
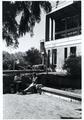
[3,1,52,47]
[24,48,42,66]
[3,51,15,70]
[3,51,27,70]
[14,52,28,69]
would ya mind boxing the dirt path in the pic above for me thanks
[3,93,81,119]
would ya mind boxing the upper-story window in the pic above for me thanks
[55,19,66,39]
[67,15,80,29]
[55,15,81,39]
[55,19,65,32]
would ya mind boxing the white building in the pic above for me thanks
[43,1,81,71]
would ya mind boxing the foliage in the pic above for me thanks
[24,48,42,66]
[38,74,81,89]
[3,1,52,47]
[63,55,81,78]
[14,52,27,68]
[3,51,26,70]
[3,51,15,70]
[3,74,32,94]
[3,49,42,70]
[32,64,46,71]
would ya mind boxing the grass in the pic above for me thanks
[3,93,81,119]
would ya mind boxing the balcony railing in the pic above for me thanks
[55,27,81,39]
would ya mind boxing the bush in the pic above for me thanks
[38,74,81,89]
[63,55,81,78]
[32,64,46,71]
[3,75,14,93]
[3,74,32,94]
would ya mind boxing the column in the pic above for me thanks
[49,18,51,41]
[50,49,52,65]
[51,19,53,40]
[53,19,55,40]
[67,47,70,57]
[76,45,81,56]
[45,17,49,41]
[65,18,67,37]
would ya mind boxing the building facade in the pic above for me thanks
[44,1,81,71]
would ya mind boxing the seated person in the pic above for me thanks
[14,73,22,93]
[23,73,38,94]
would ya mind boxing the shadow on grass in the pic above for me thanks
[61,117,81,119]
[75,108,82,111]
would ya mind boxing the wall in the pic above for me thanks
[45,35,81,70]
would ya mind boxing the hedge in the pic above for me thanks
[3,74,32,94]
[3,73,81,94]
[37,74,81,89]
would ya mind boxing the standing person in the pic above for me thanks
[23,73,38,93]
[14,73,22,94]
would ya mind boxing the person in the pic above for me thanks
[14,73,22,93]
[23,73,38,94]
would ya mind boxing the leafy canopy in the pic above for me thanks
[3,51,26,70]
[24,48,42,66]
[3,1,52,47]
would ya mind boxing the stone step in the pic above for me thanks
[41,87,81,101]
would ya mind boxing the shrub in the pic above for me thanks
[3,74,32,94]
[63,55,81,78]
[32,64,46,71]
[3,75,14,93]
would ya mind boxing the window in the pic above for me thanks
[55,19,66,39]
[73,15,79,28]
[52,49,57,65]
[55,19,65,32]
[67,15,80,29]
[51,19,53,40]
[48,50,50,67]
[70,47,76,56]
[64,48,67,60]
[67,17,73,29]
[40,42,44,52]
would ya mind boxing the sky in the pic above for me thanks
[3,1,56,53]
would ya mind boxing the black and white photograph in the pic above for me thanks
[2,0,82,119]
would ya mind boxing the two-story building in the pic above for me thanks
[41,1,81,72]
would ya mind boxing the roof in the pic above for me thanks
[47,1,80,16]
[46,1,81,20]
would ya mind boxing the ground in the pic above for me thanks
[3,93,81,119]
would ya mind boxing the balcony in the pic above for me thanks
[55,27,81,40]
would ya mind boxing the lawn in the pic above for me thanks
[3,93,81,119]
